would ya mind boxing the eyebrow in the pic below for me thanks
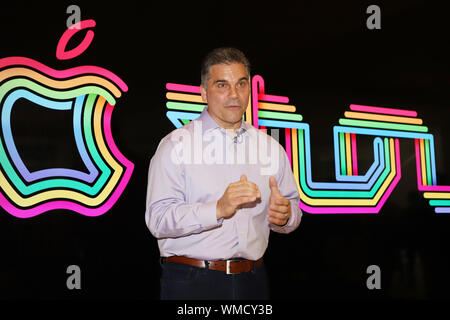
[213,77,249,84]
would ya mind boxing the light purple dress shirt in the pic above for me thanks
[145,107,302,261]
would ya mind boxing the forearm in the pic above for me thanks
[145,199,222,239]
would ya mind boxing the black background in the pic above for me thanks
[0,1,450,301]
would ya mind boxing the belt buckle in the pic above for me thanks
[226,260,238,275]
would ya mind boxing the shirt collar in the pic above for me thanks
[197,106,251,135]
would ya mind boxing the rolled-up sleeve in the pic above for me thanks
[145,136,223,239]
[269,144,303,234]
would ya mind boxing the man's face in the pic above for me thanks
[200,63,250,130]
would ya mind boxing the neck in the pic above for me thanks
[207,111,242,133]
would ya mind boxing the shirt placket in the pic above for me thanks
[225,130,249,258]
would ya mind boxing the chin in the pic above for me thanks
[227,112,244,121]
[221,115,242,126]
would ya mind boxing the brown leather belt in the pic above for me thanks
[162,256,263,275]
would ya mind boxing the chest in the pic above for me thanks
[184,163,271,206]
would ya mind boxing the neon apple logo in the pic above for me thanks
[0,20,134,218]
[165,77,450,214]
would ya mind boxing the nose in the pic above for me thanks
[229,85,238,99]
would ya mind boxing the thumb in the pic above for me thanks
[269,176,280,195]
[240,174,247,182]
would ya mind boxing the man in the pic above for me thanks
[145,47,302,300]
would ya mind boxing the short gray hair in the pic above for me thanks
[200,47,251,88]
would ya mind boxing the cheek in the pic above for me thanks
[238,94,250,107]
[208,93,226,106]
[238,88,250,101]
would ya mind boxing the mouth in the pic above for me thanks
[225,105,241,109]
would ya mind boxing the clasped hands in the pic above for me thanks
[216,174,291,226]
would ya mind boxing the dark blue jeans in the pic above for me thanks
[160,260,270,300]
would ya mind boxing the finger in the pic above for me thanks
[231,177,260,191]
[274,197,290,206]
[269,176,281,196]
[228,176,249,189]
[235,179,259,190]
[230,184,260,195]
[230,184,259,193]
[228,181,240,188]
[230,190,260,200]
[269,203,289,213]
[233,196,258,206]
[251,182,261,197]
[267,209,289,220]
[268,216,288,226]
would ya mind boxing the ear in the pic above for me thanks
[200,84,208,103]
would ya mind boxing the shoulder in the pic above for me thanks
[151,120,199,165]
[157,120,196,148]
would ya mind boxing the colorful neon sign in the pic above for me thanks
[0,20,134,218]
[165,76,449,214]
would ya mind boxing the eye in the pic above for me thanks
[217,82,228,89]
[238,81,248,88]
